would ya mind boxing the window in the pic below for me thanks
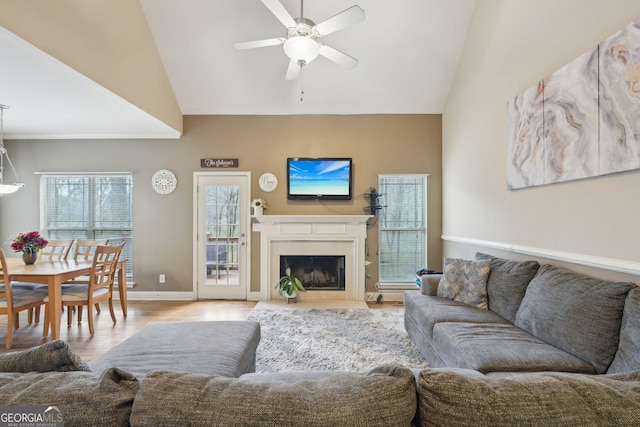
[40,173,133,281]
[378,174,428,283]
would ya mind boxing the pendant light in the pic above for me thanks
[0,104,24,195]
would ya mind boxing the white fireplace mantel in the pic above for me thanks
[253,215,372,225]
[253,215,372,301]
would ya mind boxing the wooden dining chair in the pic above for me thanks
[64,239,109,318]
[44,243,124,336]
[38,239,74,261]
[71,239,109,262]
[11,239,74,324]
[0,249,48,348]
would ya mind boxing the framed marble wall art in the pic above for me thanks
[507,17,640,190]
[542,47,599,185]
[599,20,640,176]
[506,82,545,189]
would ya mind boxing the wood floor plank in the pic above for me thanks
[0,300,256,361]
[0,300,400,362]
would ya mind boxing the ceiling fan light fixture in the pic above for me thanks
[234,1,365,80]
[283,36,319,65]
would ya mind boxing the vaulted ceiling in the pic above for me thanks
[0,0,476,139]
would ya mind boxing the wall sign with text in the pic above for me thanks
[201,158,238,168]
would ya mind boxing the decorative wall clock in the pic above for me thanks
[259,173,278,192]
[151,169,177,194]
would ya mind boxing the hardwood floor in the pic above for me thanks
[0,300,401,362]
[0,300,256,361]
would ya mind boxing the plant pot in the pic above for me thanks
[22,251,38,265]
[285,290,298,303]
[253,206,263,216]
[285,290,297,298]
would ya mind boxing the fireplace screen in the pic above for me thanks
[280,255,345,291]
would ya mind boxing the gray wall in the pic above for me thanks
[1,114,442,295]
[442,0,640,283]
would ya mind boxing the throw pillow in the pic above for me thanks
[514,264,636,374]
[437,258,491,308]
[131,364,417,427]
[474,253,540,322]
[608,287,640,374]
[417,368,640,427]
[0,340,91,373]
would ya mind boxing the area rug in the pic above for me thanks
[247,305,429,373]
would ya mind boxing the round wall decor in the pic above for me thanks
[259,173,278,192]
[151,169,177,194]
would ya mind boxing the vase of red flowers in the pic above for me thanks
[11,231,48,265]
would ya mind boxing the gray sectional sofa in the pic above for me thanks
[1,339,639,426]
[404,252,640,375]
[1,261,640,426]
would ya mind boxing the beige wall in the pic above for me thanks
[442,0,640,282]
[1,114,441,295]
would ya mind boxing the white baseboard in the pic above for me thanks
[125,291,194,301]
[366,291,411,303]
[371,282,418,303]
[123,291,262,301]
[248,291,262,301]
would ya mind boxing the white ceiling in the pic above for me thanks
[0,0,476,139]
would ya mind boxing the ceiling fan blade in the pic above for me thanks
[232,38,286,50]
[318,44,359,69]
[261,0,296,28]
[313,5,365,37]
[285,59,301,80]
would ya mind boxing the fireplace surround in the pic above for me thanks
[253,215,371,301]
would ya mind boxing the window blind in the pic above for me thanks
[378,175,427,282]
[40,173,134,280]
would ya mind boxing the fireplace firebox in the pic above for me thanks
[280,255,346,291]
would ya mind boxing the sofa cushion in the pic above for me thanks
[432,322,596,374]
[404,292,511,340]
[130,365,416,427]
[0,340,91,373]
[0,368,139,426]
[609,287,640,374]
[417,368,640,427]
[474,253,539,322]
[89,320,261,378]
[239,370,348,383]
[514,264,636,373]
[437,258,491,308]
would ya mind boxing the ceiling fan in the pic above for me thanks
[233,0,365,80]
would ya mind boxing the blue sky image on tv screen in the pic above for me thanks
[289,159,350,195]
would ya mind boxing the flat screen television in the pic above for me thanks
[287,158,353,200]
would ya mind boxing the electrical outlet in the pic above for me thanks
[367,293,374,301]
[159,274,166,284]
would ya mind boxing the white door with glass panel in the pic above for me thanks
[195,173,250,299]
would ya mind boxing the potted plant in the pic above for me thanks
[251,198,267,216]
[275,267,305,302]
[11,231,48,265]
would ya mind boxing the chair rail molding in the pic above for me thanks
[441,235,640,276]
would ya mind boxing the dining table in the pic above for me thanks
[6,257,128,340]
